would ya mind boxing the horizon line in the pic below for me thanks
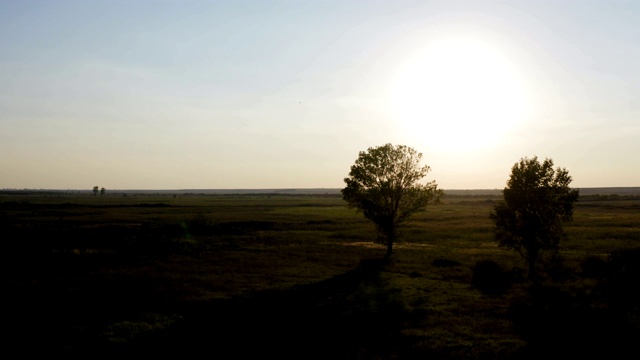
[2,186,639,192]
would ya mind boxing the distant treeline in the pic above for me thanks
[0,190,71,195]
[442,190,502,196]
[579,194,640,201]
[576,187,640,195]
[2,187,639,197]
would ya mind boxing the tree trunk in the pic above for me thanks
[527,253,537,282]
[385,227,396,258]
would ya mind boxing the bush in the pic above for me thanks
[432,258,461,268]
[472,260,509,295]
[543,254,574,282]
[580,256,608,278]
[180,213,215,236]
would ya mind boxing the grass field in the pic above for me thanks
[1,192,639,358]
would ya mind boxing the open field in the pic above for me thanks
[2,192,639,358]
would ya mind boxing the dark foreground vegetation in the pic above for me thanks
[2,192,639,358]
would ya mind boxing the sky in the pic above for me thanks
[1,0,639,190]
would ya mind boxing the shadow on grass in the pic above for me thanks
[510,284,640,360]
[95,258,410,359]
[509,249,640,360]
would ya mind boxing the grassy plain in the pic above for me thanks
[1,192,639,358]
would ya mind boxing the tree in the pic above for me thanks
[100,187,106,196]
[93,186,99,197]
[342,143,442,258]
[490,156,579,281]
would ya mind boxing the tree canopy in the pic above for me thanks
[490,156,579,280]
[342,143,442,257]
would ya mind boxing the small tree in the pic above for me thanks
[93,186,99,197]
[490,156,579,281]
[342,143,442,258]
[100,187,106,196]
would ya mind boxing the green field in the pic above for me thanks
[2,192,639,358]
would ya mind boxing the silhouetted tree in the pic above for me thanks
[93,186,99,197]
[342,143,442,258]
[490,156,579,281]
[100,187,106,196]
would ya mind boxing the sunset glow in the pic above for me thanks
[389,38,532,153]
[1,1,639,189]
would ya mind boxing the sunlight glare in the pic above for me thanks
[388,38,532,153]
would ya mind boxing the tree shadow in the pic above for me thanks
[101,258,411,359]
[510,254,640,360]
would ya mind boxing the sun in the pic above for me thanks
[388,37,531,153]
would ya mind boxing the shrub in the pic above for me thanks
[472,260,509,294]
[580,256,608,278]
[432,258,461,268]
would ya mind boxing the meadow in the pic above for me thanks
[1,191,639,358]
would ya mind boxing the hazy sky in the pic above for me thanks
[2,0,639,190]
